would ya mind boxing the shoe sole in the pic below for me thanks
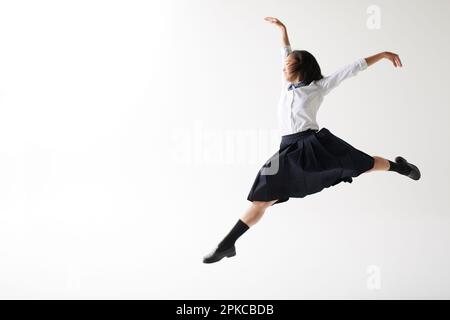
[203,251,236,264]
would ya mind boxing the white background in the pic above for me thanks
[0,0,449,299]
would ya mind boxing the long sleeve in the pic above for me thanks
[317,57,368,95]
[281,45,292,87]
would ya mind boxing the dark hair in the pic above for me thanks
[291,50,323,85]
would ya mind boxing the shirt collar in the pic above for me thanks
[288,80,308,90]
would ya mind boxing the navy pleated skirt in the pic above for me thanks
[247,127,375,206]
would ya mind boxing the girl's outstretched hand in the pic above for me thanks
[264,17,285,28]
[384,51,403,67]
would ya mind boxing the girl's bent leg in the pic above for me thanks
[363,155,419,180]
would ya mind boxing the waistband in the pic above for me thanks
[281,128,320,144]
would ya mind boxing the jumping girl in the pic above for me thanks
[203,17,421,264]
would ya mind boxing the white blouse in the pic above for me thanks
[278,45,368,136]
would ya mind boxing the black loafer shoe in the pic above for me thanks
[395,156,421,180]
[203,245,236,264]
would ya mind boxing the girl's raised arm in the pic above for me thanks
[264,17,292,86]
[317,51,403,95]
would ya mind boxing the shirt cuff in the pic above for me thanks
[358,57,368,70]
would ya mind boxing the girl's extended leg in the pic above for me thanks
[203,199,278,263]
[217,199,278,249]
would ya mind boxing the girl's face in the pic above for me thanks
[283,53,300,83]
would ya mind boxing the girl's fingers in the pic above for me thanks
[387,53,402,68]
[393,57,397,67]
[264,17,281,24]
[383,52,402,67]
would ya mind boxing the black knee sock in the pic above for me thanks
[217,219,250,250]
[388,160,411,175]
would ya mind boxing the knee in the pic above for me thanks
[252,201,267,209]
[252,200,277,210]
[252,201,270,210]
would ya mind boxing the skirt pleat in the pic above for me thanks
[246,127,374,206]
